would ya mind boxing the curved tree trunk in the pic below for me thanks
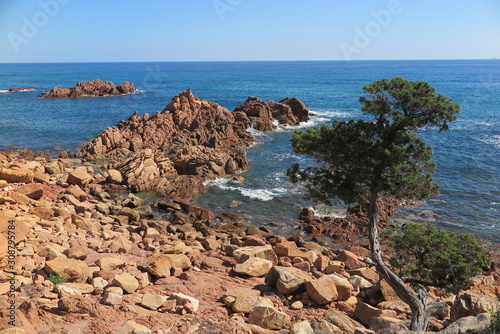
[367,192,444,332]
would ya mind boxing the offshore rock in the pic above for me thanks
[233,96,310,132]
[39,79,137,98]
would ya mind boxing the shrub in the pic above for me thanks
[383,223,491,294]
[48,273,66,285]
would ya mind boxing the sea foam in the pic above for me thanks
[204,177,293,201]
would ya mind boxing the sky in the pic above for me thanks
[0,0,499,63]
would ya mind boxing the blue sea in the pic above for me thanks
[0,60,498,244]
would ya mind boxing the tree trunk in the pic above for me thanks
[367,192,443,332]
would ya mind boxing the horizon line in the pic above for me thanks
[1,58,498,65]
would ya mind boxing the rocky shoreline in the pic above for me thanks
[0,91,499,333]
[0,149,498,334]
[39,79,137,98]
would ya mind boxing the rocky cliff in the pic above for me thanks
[77,89,309,199]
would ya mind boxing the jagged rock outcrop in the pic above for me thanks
[77,89,309,199]
[233,96,310,132]
[39,79,137,98]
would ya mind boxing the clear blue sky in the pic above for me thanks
[1,0,499,62]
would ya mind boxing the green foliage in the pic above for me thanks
[488,307,500,333]
[478,307,500,334]
[288,77,460,208]
[383,223,491,294]
[48,273,66,285]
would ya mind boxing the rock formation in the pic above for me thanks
[39,79,137,98]
[233,96,309,132]
[7,87,32,92]
[77,89,309,199]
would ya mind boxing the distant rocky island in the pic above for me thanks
[7,87,33,92]
[39,79,137,98]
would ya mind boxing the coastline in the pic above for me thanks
[0,148,498,333]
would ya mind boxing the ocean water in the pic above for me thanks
[0,60,498,243]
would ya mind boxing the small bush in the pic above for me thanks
[383,223,491,294]
[48,273,65,285]
[487,308,500,333]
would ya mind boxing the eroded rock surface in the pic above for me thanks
[39,79,137,98]
[77,89,309,199]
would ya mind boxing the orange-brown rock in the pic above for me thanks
[76,90,309,199]
[39,79,137,98]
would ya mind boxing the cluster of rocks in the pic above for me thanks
[0,150,499,334]
[38,79,137,98]
[7,88,33,92]
[76,89,310,199]
[297,199,401,242]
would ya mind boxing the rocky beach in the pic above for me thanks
[0,90,499,334]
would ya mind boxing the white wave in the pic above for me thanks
[474,135,500,148]
[0,90,9,93]
[473,121,495,126]
[204,177,293,201]
[283,116,329,130]
[311,109,359,119]
[309,206,347,219]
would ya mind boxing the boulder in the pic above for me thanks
[451,292,500,321]
[305,276,339,305]
[160,254,191,270]
[95,254,125,271]
[325,274,354,300]
[349,275,373,289]
[265,266,312,294]
[138,254,172,278]
[289,320,314,334]
[369,316,407,333]
[112,273,139,294]
[336,250,366,270]
[15,183,43,199]
[106,169,123,183]
[380,278,400,302]
[140,293,166,310]
[439,312,491,334]
[310,318,343,334]
[44,258,89,283]
[30,207,55,220]
[0,167,34,183]
[0,191,31,205]
[323,309,360,333]
[67,169,92,187]
[248,305,291,330]
[231,295,274,313]
[233,245,278,265]
[233,257,273,277]
[354,302,398,328]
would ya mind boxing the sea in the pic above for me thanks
[0,60,498,244]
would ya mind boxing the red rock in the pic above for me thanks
[0,167,34,183]
[305,276,339,304]
[15,183,43,199]
[76,89,309,200]
[39,79,137,98]
[8,87,32,92]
